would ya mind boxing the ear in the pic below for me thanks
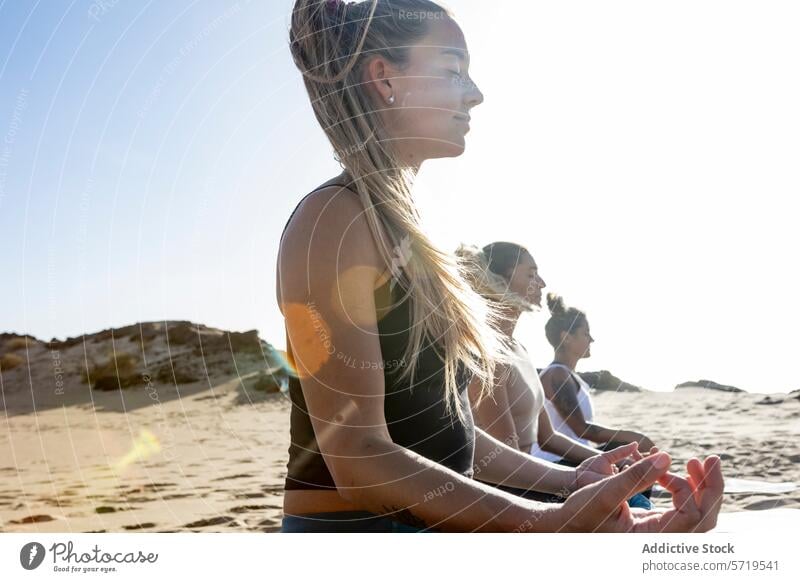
[559,330,570,345]
[364,56,394,104]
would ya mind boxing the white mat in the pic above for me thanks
[653,477,798,496]
[711,508,799,533]
[723,478,798,494]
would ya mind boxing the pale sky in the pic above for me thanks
[1,1,798,393]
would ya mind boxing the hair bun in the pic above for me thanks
[290,0,377,84]
[546,292,566,315]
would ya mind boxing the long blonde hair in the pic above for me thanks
[289,0,510,417]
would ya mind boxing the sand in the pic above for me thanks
[2,364,798,532]
[595,389,800,515]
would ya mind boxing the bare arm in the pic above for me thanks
[468,366,523,451]
[473,427,577,496]
[277,187,561,532]
[541,369,655,451]
[536,406,599,463]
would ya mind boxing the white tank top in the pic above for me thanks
[530,363,595,462]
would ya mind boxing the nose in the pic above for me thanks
[465,77,484,109]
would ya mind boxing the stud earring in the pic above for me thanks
[387,94,395,105]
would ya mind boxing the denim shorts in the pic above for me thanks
[281,510,425,533]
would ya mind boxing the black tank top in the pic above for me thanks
[280,184,475,491]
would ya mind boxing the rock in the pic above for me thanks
[122,522,156,530]
[230,504,271,513]
[756,396,784,405]
[534,368,643,392]
[675,379,744,393]
[183,516,236,528]
[578,370,643,392]
[11,514,55,524]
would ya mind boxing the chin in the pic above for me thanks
[429,141,466,159]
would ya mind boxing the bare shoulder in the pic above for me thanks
[277,185,386,309]
[540,366,571,396]
[280,184,371,256]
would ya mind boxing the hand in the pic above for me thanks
[616,445,659,470]
[575,442,639,490]
[626,431,656,453]
[616,457,635,470]
[559,453,724,532]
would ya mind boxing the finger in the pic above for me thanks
[650,446,659,455]
[703,456,724,498]
[686,474,701,507]
[657,472,702,532]
[600,442,639,464]
[601,452,672,507]
[576,454,670,531]
[698,456,724,530]
[630,508,663,518]
[630,448,643,462]
[657,471,689,491]
[686,458,705,488]
[686,458,705,505]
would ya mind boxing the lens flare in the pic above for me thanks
[113,429,161,471]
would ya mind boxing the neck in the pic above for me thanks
[497,307,521,339]
[553,351,580,371]
[396,147,424,172]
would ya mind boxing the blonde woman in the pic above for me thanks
[277,0,723,532]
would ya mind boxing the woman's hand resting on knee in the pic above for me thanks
[558,452,724,532]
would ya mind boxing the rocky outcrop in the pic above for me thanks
[578,370,643,392]
[534,368,644,392]
[675,379,744,393]
[1,321,292,412]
